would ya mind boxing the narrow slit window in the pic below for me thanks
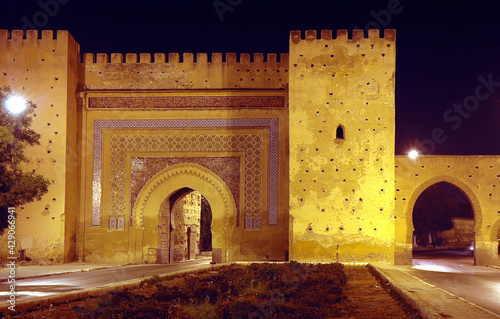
[336,125,344,139]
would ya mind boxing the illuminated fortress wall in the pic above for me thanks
[77,48,290,263]
[288,29,396,263]
[0,29,498,265]
[0,30,79,262]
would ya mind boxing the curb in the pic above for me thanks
[371,265,500,319]
[369,265,438,319]
[0,263,227,315]
[487,265,500,270]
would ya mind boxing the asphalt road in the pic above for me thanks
[0,260,213,301]
[404,249,500,315]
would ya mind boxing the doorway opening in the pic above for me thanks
[412,182,474,260]
[157,188,212,263]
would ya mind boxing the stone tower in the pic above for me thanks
[289,29,396,263]
[0,30,80,262]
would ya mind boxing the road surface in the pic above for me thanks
[404,249,500,315]
[2,251,500,315]
[0,260,213,301]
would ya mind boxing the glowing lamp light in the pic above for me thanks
[5,96,27,115]
[408,150,419,160]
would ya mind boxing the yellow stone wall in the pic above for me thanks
[78,104,289,263]
[289,30,396,263]
[82,52,289,90]
[77,51,290,263]
[395,155,500,265]
[2,28,498,266]
[0,30,79,262]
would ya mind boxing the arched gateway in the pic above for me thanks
[395,155,500,266]
[132,163,237,263]
[404,176,482,248]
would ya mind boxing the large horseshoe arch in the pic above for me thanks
[132,163,237,263]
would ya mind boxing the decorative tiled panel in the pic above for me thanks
[108,217,116,230]
[130,157,241,222]
[92,118,279,227]
[108,216,125,230]
[89,96,285,109]
[111,135,259,227]
[117,216,125,230]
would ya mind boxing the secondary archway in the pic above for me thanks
[412,182,474,260]
[132,163,237,264]
[404,175,483,265]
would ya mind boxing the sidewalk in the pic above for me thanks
[0,262,125,281]
[373,265,500,319]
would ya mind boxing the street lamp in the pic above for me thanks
[3,95,28,167]
[5,96,27,115]
[408,150,419,160]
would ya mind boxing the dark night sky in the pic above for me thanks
[1,0,500,155]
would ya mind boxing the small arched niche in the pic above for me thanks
[335,125,345,140]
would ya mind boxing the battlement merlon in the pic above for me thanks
[0,29,80,60]
[82,52,290,90]
[0,29,79,44]
[81,52,289,67]
[290,29,396,43]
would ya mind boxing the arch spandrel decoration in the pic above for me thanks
[91,118,279,228]
[130,156,241,224]
[404,175,483,244]
[132,163,236,229]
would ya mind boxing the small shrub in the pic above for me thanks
[152,285,189,302]
[189,286,219,304]
[180,301,220,319]
[221,298,262,319]
[143,274,162,286]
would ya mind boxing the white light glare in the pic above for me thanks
[412,264,454,273]
[5,96,27,115]
[408,150,419,159]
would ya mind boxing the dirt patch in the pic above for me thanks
[3,263,420,318]
[342,266,421,318]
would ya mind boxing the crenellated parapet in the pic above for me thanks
[0,29,79,57]
[289,29,395,67]
[0,29,70,41]
[289,29,396,104]
[82,52,289,90]
[290,29,395,43]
